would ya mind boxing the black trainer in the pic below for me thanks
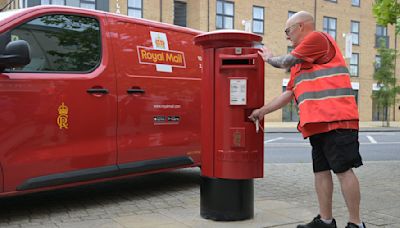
[345,222,366,228]
[297,215,337,228]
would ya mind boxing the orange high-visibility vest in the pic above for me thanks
[290,32,359,127]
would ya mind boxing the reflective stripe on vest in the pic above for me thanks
[294,66,349,88]
[297,88,355,106]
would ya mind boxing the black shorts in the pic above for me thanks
[309,129,363,173]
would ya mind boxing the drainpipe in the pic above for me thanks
[313,0,317,29]
[394,35,398,121]
[160,0,162,22]
[207,0,210,31]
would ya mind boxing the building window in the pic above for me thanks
[323,16,337,40]
[216,0,234,29]
[350,53,359,76]
[375,24,389,48]
[375,55,381,72]
[44,0,64,5]
[8,14,101,72]
[23,0,37,7]
[80,0,95,9]
[351,21,360,45]
[372,91,388,121]
[252,6,264,34]
[33,0,95,9]
[288,11,296,18]
[282,86,299,122]
[128,0,142,18]
[22,0,111,11]
[352,0,360,7]
[174,1,187,27]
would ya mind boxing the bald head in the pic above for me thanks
[285,11,315,47]
[288,11,314,25]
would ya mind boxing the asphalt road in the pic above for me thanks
[264,131,400,163]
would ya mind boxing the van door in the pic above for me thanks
[0,13,117,192]
[108,18,202,173]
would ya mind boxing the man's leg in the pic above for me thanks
[297,133,337,228]
[315,170,333,220]
[336,169,361,224]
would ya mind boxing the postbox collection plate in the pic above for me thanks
[230,79,247,105]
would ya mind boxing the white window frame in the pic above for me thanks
[323,16,337,40]
[128,0,143,18]
[351,20,360,45]
[216,0,234,29]
[350,53,359,77]
[352,0,360,7]
[252,6,264,34]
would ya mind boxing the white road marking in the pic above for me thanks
[265,143,311,147]
[264,137,284,143]
[366,135,378,144]
[360,132,396,135]
[265,142,400,147]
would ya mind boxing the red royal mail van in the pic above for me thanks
[0,5,202,197]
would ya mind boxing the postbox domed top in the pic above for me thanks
[194,30,263,49]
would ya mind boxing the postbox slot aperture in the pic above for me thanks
[222,59,254,65]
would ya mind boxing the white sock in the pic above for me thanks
[358,222,365,228]
[321,218,333,224]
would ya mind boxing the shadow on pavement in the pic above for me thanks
[0,168,201,220]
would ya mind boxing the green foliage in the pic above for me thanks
[372,40,400,124]
[373,0,400,34]
[397,17,400,35]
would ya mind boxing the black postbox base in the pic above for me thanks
[200,176,254,221]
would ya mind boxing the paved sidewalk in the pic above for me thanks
[1,161,399,228]
[265,121,400,133]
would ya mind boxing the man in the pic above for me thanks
[249,11,365,228]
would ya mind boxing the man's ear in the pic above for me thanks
[299,23,304,31]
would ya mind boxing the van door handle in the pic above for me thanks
[127,88,145,94]
[86,88,109,94]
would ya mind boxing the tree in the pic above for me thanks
[373,0,400,35]
[372,0,400,126]
[372,40,400,126]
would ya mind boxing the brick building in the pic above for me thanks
[1,0,399,122]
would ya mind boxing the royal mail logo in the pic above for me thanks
[137,46,186,68]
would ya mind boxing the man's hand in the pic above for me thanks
[249,91,294,124]
[258,46,273,63]
[248,108,265,122]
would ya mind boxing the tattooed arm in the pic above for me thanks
[258,46,303,69]
[267,54,303,69]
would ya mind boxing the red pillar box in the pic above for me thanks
[194,30,264,221]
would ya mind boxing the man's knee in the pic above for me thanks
[314,170,332,179]
[335,168,356,181]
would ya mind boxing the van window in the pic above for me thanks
[8,14,101,72]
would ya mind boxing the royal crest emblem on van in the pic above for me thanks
[155,35,166,49]
[57,102,69,129]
